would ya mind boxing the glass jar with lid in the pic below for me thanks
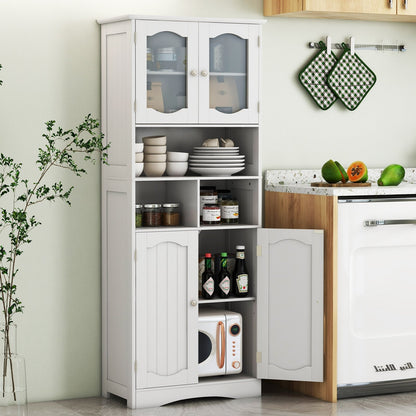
[143,204,162,227]
[135,204,143,228]
[162,203,181,226]
[220,197,239,224]
[200,186,218,220]
[202,203,221,225]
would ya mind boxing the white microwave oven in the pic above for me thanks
[198,309,242,377]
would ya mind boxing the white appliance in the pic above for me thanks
[337,196,416,397]
[198,309,242,377]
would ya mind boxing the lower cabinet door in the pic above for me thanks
[257,228,324,382]
[136,231,199,389]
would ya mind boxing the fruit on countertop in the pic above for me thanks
[347,161,368,183]
[377,164,405,186]
[335,161,348,183]
[321,159,347,183]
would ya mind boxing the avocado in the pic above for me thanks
[377,164,405,186]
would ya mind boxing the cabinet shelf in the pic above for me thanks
[135,175,261,182]
[147,70,185,75]
[210,72,246,77]
[199,296,255,304]
[135,224,260,232]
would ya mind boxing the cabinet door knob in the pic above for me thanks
[190,300,197,307]
[190,69,198,77]
[201,70,208,77]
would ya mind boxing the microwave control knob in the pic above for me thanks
[232,361,240,369]
[190,300,197,307]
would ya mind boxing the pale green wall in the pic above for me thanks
[0,0,415,402]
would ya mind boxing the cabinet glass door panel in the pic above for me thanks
[147,32,187,114]
[136,21,198,123]
[199,23,259,124]
[209,34,247,114]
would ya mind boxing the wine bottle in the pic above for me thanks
[233,245,248,297]
[201,253,215,299]
[218,252,231,298]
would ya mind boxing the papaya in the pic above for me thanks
[321,159,344,183]
[335,161,348,183]
[347,161,368,183]
[377,164,405,186]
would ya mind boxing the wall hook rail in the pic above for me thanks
[308,41,406,52]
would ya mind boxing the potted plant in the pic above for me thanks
[0,63,109,413]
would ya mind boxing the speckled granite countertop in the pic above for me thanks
[265,169,416,197]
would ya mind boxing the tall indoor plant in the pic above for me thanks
[0,63,108,412]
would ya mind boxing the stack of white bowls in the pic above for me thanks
[143,136,167,177]
[135,143,144,176]
[166,152,189,176]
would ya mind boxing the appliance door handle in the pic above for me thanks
[365,219,416,227]
[216,321,225,369]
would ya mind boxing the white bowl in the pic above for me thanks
[167,151,189,162]
[135,143,144,153]
[135,162,144,177]
[166,161,188,177]
[144,144,167,154]
[143,135,167,146]
[144,153,167,162]
[144,162,166,177]
[135,152,144,163]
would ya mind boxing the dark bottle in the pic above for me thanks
[201,253,215,299]
[233,245,248,297]
[217,252,231,298]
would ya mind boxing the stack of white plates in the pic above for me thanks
[189,147,245,176]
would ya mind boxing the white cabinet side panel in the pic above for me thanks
[257,229,324,382]
[105,184,133,387]
[136,231,198,389]
[101,21,134,179]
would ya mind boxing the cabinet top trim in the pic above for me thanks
[97,14,267,25]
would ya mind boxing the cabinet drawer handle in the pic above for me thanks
[190,69,198,77]
[190,299,197,307]
[365,219,416,227]
[404,0,408,8]
[388,0,393,8]
[201,70,208,77]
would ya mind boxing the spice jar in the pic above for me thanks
[135,204,143,228]
[220,197,239,224]
[202,203,221,225]
[143,204,162,227]
[200,186,218,219]
[162,203,181,226]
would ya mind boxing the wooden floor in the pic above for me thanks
[27,390,416,415]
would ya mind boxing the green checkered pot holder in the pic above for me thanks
[298,41,338,110]
[327,43,377,111]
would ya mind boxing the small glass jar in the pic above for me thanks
[143,204,162,227]
[162,203,181,226]
[200,186,218,219]
[217,189,231,203]
[156,47,177,71]
[135,204,143,228]
[220,197,239,224]
[202,203,221,225]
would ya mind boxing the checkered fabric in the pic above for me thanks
[299,43,338,110]
[327,45,377,111]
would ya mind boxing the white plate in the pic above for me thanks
[193,151,240,156]
[189,160,245,164]
[189,155,244,160]
[188,166,245,176]
[189,163,245,168]
[193,146,239,151]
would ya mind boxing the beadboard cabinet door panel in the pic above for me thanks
[136,231,199,389]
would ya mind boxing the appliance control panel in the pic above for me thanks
[226,314,242,374]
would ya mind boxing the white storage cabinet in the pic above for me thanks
[99,15,324,409]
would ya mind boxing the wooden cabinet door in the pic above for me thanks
[304,0,397,14]
[135,231,199,389]
[257,228,324,382]
[397,0,416,15]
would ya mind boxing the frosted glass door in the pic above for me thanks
[199,23,260,124]
[136,21,198,123]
